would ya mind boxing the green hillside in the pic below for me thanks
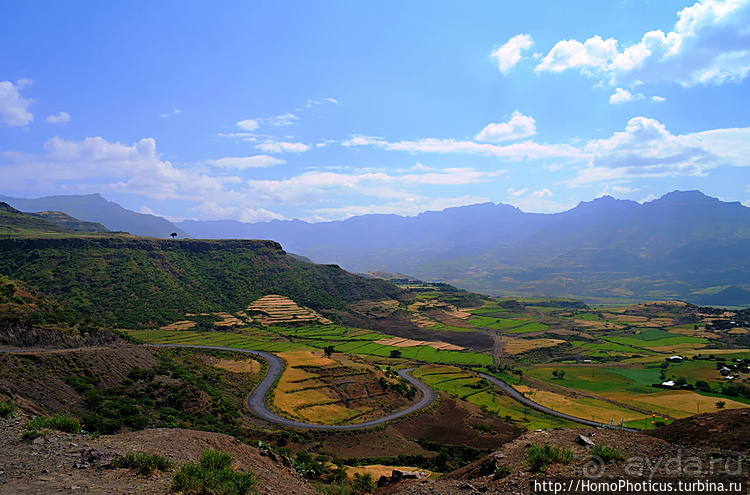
[29,211,111,233]
[0,237,408,328]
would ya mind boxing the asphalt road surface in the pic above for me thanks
[147,344,437,430]
[479,373,637,431]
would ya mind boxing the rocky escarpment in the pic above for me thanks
[0,323,123,349]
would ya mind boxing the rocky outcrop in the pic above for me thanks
[0,323,123,349]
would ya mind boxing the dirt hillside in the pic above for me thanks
[0,414,315,495]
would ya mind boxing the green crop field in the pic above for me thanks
[413,366,579,429]
[606,335,708,348]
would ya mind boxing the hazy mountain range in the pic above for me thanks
[3,190,749,305]
[0,194,189,239]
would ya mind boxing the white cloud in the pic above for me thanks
[507,187,529,197]
[341,134,385,147]
[651,95,667,102]
[536,35,618,73]
[583,116,714,175]
[45,111,70,124]
[205,155,286,169]
[609,87,645,104]
[570,118,750,186]
[491,34,534,74]
[531,188,553,198]
[245,167,501,205]
[188,202,286,223]
[237,119,260,131]
[475,110,537,142]
[346,134,581,161]
[255,140,311,154]
[532,0,750,88]
[0,79,34,127]
[267,112,298,127]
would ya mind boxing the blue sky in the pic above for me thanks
[1,0,749,222]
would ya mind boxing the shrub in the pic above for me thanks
[526,444,574,472]
[493,466,512,479]
[591,445,622,463]
[23,414,80,434]
[0,399,17,418]
[109,451,173,476]
[319,473,375,495]
[171,449,258,495]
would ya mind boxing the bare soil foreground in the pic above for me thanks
[377,409,750,495]
[0,415,315,494]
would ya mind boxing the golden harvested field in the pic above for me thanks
[273,349,407,425]
[573,320,625,331]
[346,465,431,480]
[374,337,464,351]
[604,389,750,418]
[501,337,566,355]
[680,348,750,357]
[275,388,336,413]
[514,386,643,424]
[211,358,260,373]
[213,312,245,327]
[246,294,333,326]
[728,328,749,335]
[302,403,369,423]
[602,313,649,323]
[278,350,337,367]
[159,320,196,331]
[669,327,720,339]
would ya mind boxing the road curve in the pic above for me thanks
[479,373,637,432]
[146,344,436,430]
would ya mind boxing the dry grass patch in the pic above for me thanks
[346,465,431,480]
[275,388,336,413]
[302,403,369,423]
[246,295,332,326]
[276,367,322,392]
[607,390,750,418]
[160,320,196,331]
[516,386,644,424]
[680,348,750,357]
[602,313,649,323]
[211,358,260,374]
[278,350,338,367]
[501,337,566,355]
[213,312,244,327]
[374,337,464,351]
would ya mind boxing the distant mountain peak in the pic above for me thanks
[0,202,22,214]
[649,190,720,206]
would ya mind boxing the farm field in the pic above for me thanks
[125,295,750,433]
[513,385,645,426]
[412,365,580,430]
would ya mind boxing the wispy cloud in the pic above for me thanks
[491,34,534,74]
[255,140,311,154]
[205,155,285,169]
[45,111,70,124]
[0,79,34,127]
[609,88,645,105]
[475,110,537,142]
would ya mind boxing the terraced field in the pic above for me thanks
[247,294,333,325]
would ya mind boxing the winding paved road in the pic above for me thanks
[2,344,634,431]
[146,344,437,430]
[479,373,637,432]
